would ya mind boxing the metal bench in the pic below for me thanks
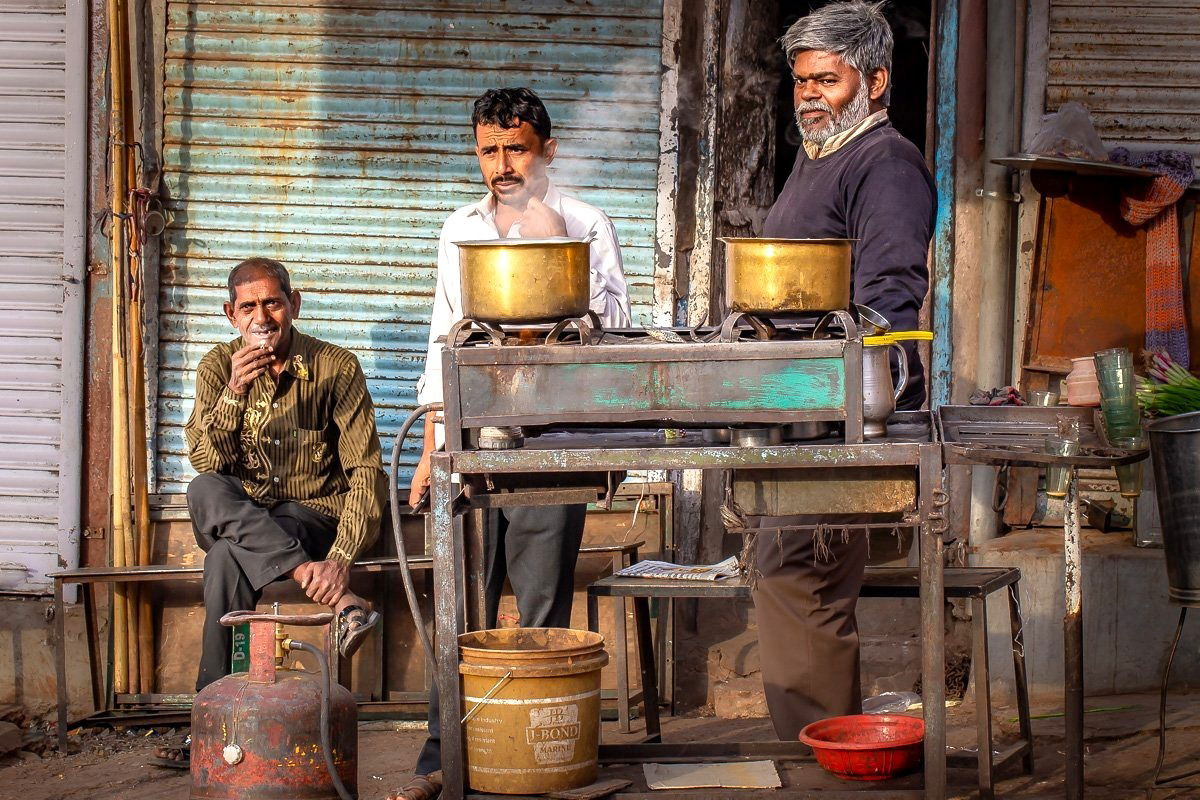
[50,541,644,749]
[586,565,1033,800]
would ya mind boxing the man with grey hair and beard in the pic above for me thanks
[752,0,936,741]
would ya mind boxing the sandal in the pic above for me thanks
[336,604,381,659]
[150,736,190,770]
[386,771,442,800]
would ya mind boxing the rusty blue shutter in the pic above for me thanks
[157,1,666,491]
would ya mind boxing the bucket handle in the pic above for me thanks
[461,671,514,725]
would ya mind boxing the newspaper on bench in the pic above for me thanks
[614,555,740,581]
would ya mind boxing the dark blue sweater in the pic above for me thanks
[763,121,935,409]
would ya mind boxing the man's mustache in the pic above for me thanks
[796,100,834,116]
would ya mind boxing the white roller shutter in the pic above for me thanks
[0,0,85,593]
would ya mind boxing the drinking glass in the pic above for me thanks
[1027,391,1059,407]
[1109,434,1145,497]
[1045,435,1081,498]
[1093,348,1139,439]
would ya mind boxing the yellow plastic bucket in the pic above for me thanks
[458,627,608,795]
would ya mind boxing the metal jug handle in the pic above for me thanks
[890,342,909,403]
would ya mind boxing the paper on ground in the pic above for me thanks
[643,760,782,790]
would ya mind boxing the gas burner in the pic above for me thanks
[449,311,604,348]
[475,425,525,450]
[705,309,860,343]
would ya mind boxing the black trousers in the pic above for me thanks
[750,516,870,741]
[188,472,339,692]
[415,503,587,775]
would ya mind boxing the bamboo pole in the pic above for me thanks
[107,0,133,696]
[121,0,154,695]
[130,217,154,693]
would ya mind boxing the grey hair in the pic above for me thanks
[227,257,292,304]
[781,1,894,105]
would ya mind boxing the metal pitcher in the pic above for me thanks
[862,340,908,439]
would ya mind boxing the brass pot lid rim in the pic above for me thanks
[455,236,589,247]
[719,237,857,244]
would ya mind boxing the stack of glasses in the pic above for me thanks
[1092,348,1145,497]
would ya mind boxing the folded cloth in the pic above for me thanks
[1109,148,1196,367]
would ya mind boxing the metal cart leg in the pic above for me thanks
[972,596,994,800]
[55,578,69,750]
[83,583,102,712]
[586,591,599,634]
[632,596,661,742]
[919,443,946,800]
[1064,469,1084,800]
[613,582,632,731]
[1008,581,1034,774]
[431,453,467,800]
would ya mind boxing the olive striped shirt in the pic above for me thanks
[184,330,387,566]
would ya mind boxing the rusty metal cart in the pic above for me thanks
[428,425,949,799]
[422,313,951,798]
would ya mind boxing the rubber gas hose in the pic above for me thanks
[388,403,441,671]
[289,640,354,800]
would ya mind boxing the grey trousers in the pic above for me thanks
[415,503,587,775]
[751,516,870,740]
[188,472,339,692]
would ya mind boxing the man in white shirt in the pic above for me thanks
[391,88,630,800]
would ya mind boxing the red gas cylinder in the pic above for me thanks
[190,611,357,799]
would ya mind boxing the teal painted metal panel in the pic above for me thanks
[158,0,666,491]
[457,358,847,419]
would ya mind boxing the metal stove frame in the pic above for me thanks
[440,310,868,449]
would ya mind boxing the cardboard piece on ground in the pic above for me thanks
[547,778,634,799]
[643,760,783,790]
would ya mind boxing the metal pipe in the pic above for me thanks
[59,0,88,607]
[387,403,442,669]
[968,0,1019,547]
[289,641,354,800]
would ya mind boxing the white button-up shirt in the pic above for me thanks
[416,182,631,409]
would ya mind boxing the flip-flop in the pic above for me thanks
[337,604,381,659]
[386,771,443,800]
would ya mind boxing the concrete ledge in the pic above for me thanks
[975,528,1200,704]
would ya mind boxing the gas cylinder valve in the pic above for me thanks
[221,743,243,765]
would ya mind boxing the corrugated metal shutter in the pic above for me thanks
[157,0,666,492]
[1046,0,1200,164]
[0,0,84,592]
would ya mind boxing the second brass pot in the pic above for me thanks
[722,237,852,314]
[457,237,591,323]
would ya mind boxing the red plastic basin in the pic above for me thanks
[799,714,924,781]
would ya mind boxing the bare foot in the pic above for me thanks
[333,590,380,659]
[333,589,369,617]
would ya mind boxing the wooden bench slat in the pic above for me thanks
[587,567,1022,599]
[50,541,647,584]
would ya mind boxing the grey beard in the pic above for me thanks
[795,81,873,148]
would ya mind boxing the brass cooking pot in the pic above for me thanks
[722,237,852,314]
[457,237,591,323]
